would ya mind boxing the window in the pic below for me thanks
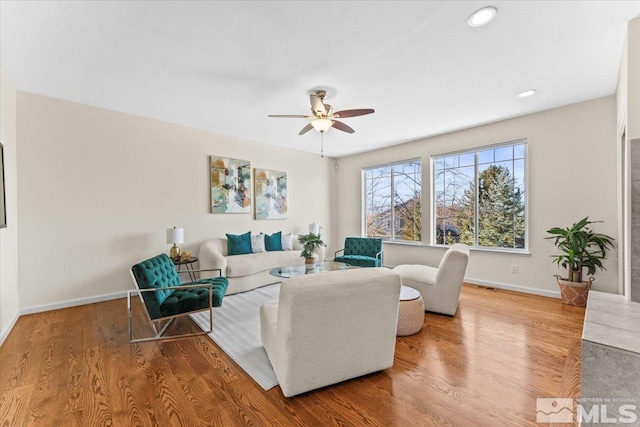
[364,159,422,241]
[433,140,526,250]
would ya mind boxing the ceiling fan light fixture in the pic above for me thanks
[468,6,497,27]
[311,118,333,133]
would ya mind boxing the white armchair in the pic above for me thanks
[260,268,401,397]
[392,244,470,316]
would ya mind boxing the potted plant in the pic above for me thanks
[545,217,615,306]
[298,232,325,265]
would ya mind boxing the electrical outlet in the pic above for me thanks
[511,265,518,274]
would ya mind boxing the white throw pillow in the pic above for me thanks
[251,234,266,253]
[281,233,294,251]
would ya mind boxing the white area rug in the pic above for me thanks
[190,283,280,390]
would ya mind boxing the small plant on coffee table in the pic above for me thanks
[298,233,325,264]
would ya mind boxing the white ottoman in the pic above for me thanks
[396,286,425,336]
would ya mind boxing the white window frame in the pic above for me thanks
[362,158,422,242]
[431,139,529,253]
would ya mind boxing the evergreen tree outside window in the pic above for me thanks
[364,160,422,241]
[433,141,526,250]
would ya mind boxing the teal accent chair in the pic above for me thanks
[128,253,228,343]
[334,237,383,267]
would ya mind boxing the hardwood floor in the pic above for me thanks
[0,284,585,426]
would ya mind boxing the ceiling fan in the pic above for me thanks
[268,90,375,135]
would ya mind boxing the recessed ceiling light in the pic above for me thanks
[468,6,497,27]
[517,89,537,98]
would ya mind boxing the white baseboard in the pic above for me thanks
[385,264,561,298]
[1,291,127,346]
[0,310,21,346]
[20,291,128,315]
[465,276,560,298]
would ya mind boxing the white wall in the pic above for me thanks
[628,19,640,140]
[622,18,640,302]
[617,31,628,136]
[616,20,630,299]
[0,67,20,343]
[334,96,619,296]
[16,92,333,310]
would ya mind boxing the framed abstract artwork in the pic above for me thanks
[209,156,251,214]
[0,143,5,228]
[254,168,287,220]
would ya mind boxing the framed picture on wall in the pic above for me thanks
[0,143,6,228]
[209,156,252,214]
[254,168,288,220]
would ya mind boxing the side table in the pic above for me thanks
[172,256,199,282]
[396,286,425,336]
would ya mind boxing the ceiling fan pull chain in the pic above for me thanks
[321,132,324,158]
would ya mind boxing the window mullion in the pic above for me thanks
[512,157,516,248]
[474,152,479,248]
[364,176,373,237]
[390,166,395,240]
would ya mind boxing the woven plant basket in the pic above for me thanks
[554,275,594,307]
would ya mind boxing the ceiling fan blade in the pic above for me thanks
[332,120,355,134]
[333,108,375,118]
[310,94,325,116]
[268,114,311,118]
[298,123,314,135]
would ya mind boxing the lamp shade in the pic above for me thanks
[311,118,333,133]
[166,227,184,245]
[309,223,320,235]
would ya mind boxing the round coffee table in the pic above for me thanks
[396,286,425,336]
[269,261,351,279]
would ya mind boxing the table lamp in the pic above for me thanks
[166,227,184,260]
[309,223,320,236]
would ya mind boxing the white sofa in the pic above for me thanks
[199,236,325,295]
[260,268,401,397]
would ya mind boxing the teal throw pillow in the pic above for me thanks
[264,231,283,251]
[227,232,252,255]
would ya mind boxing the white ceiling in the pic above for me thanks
[1,1,639,158]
